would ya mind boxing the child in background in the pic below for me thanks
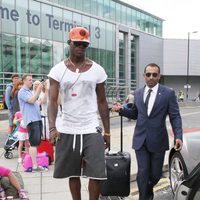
[13,111,29,163]
[0,165,29,199]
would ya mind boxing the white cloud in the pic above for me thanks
[121,0,200,39]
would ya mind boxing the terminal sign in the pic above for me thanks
[0,6,101,39]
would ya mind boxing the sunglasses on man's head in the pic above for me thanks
[73,41,89,48]
[145,73,159,77]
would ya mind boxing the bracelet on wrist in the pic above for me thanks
[104,133,111,136]
[49,127,56,133]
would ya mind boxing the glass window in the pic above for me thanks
[42,39,53,74]
[67,0,75,9]
[98,21,106,50]
[106,51,115,78]
[115,3,121,23]
[121,5,127,25]
[132,9,137,28]
[157,20,162,36]
[91,0,97,16]
[119,32,125,81]
[106,23,114,51]
[63,10,73,42]
[90,18,99,48]
[2,34,16,72]
[16,0,28,36]
[58,0,66,6]
[73,13,82,28]
[110,1,116,21]
[0,34,2,73]
[41,4,53,40]
[131,34,137,87]
[140,13,145,31]
[64,42,69,58]
[127,7,132,27]
[103,0,110,20]
[97,0,104,18]
[53,41,64,65]
[28,1,41,38]
[149,16,154,34]
[75,0,83,11]
[52,7,63,42]
[83,0,91,13]
[82,15,90,36]
[136,11,141,29]
[1,0,16,34]
[29,38,41,74]
[16,36,29,74]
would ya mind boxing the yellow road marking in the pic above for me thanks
[154,182,170,192]
[131,178,170,197]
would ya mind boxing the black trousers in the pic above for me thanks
[135,145,165,200]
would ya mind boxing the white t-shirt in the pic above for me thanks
[39,91,47,116]
[48,60,107,135]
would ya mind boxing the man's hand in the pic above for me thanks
[112,102,122,112]
[49,129,60,145]
[103,135,110,150]
[174,138,183,151]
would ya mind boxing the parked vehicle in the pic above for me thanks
[169,131,200,199]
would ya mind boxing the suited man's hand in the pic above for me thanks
[174,138,183,151]
[112,102,122,112]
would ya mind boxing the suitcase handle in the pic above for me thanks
[120,115,123,152]
[107,115,123,152]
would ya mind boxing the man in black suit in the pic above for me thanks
[113,63,183,200]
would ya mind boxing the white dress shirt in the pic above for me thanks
[143,84,159,116]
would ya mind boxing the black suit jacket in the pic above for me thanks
[120,84,183,152]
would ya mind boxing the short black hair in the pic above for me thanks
[144,63,160,73]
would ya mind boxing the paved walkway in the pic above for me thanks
[0,116,173,200]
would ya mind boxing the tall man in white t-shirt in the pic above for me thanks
[47,27,110,200]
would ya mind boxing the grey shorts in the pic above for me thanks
[53,133,107,180]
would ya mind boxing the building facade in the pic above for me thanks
[0,0,163,102]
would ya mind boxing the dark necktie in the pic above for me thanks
[145,89,152,109]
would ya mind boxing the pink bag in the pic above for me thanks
[22,152,49,172]
[36,152,49,169]
[22,153,32,172]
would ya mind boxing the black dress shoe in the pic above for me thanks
[148,193,154,200]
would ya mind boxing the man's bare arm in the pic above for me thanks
[96,82,110,134]
[47,78,59,129]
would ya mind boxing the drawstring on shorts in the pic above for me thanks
[72,134,83,155]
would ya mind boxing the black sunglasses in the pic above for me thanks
[145,73,159,77]
[73,41,89,48]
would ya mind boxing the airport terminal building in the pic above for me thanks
[0,0,199,102]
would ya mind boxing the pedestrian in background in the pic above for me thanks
[112,63,183,200]
[125,90,134,104]
[5,74,19,134]
[11,80,23,116]
[0,165,29,199]
[18,74,44,172]
[177,90,184,102]
[13,111,29,164]
[48,27,110,200]
[33,80,41,95]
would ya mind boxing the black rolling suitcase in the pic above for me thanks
[101,115,131,197]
